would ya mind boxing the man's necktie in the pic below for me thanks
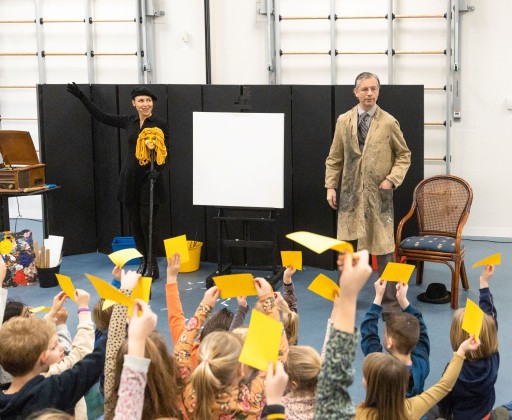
[358,112,370,151]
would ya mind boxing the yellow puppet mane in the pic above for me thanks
[135,127,167,166]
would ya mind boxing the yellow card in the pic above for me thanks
[281,251,303,270]
[128,276,152,317]
[308,273,340,301]
[238,310,282,372]
[164,235,190,264]
[55,274,76,302]
[213,273,257,299]
[102,299,116,310]
[29,306,51,313]
[472,253,501,268]
[461,298,485,339]
[286,231,353,254]
[380,262,415,283]
[85,274,133,309]
[108,248,143,268]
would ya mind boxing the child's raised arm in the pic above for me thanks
[165,253,187,345]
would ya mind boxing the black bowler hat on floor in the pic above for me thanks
[131,86,157,101]
[417,283,451,304]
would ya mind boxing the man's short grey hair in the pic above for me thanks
[354,72,381,89]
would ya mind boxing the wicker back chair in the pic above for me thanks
[395,175,473,309]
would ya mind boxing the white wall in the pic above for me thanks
[1,0,510,237]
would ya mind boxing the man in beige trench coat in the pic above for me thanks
[325,72,411,312]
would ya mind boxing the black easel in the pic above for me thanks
[204,86,285,289]
[206,207,285,289]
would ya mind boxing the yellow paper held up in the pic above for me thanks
[308,273,340,302]
[55,274,77,302]
[85,274,133,309]
[280,251,303,270]
[286,231,353,254]
[164,235,190,264]
[102,299,116,311]
[472,253,501,268]
[380,262,415,283]
[29,306,51,313]
[213,273,257,299]
[108,248,143,268]
[128,276,152,317]
[238,310,282,372]
[461,298,485,339]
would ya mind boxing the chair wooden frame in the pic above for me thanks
[395,175,473,309]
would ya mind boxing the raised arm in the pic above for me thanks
[479,265,497,327]
[360,278,386,355]
[165,253,186,344]
[315,251,373,420]
[46,289,95,375]
[174,285,218,380]
[67,82,128,128]
[283,266,298,313]
[113,300,156,420]
[104,270,140,420]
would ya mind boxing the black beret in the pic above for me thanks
[131,86,157,101]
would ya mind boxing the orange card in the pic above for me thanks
[238,310,282,372]
[380,262,415,283]
[308,273,340,301]
[55,274,76,302]
[213,273,257,299]
[164,235,190,263]
[286,231,353,254]
[280,251,302,270]
[461,298,485,339]
[472,253,501,268]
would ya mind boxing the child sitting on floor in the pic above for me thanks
[0,290,106,419]
[360,278,430,397]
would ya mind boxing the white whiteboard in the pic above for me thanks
[193,112,284,208]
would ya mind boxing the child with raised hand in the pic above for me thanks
[112,299,182,420]
[229,295,250,331]
[274,291,299,346]
[433,264,499,420]
[361,278,430,397]
[314,250,373,419]
[283,265,298,313]
[41,289,95,420]
[166,252,235,370]
[0,296,107,418]
[103,269,141,420]
[176,276,289,420]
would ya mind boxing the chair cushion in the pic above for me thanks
[400,235,458,253]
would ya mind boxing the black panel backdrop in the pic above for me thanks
[90,85,122,254]
[39,84,423,270]
[38,84,97,255]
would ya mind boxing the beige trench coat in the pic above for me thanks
[325,105,411,255]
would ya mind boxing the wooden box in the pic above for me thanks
[0,131,46,190]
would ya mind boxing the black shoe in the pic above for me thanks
[143,258,159,280]
[136,257,146,274]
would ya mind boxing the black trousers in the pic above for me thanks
[124,202,159,260]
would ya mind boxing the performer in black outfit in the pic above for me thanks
[67,83,169,279]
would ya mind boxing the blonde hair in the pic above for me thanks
[362,353,408,420]
[190,331,243,420]
[0,317,55,376]
[450,308,498,360]
[111,331,182,419]
[92,298,114,331]
[280,299,299,345]
[285,346,321,392]
[135,127,167,165]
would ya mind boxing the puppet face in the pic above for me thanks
[145,133,158,149]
